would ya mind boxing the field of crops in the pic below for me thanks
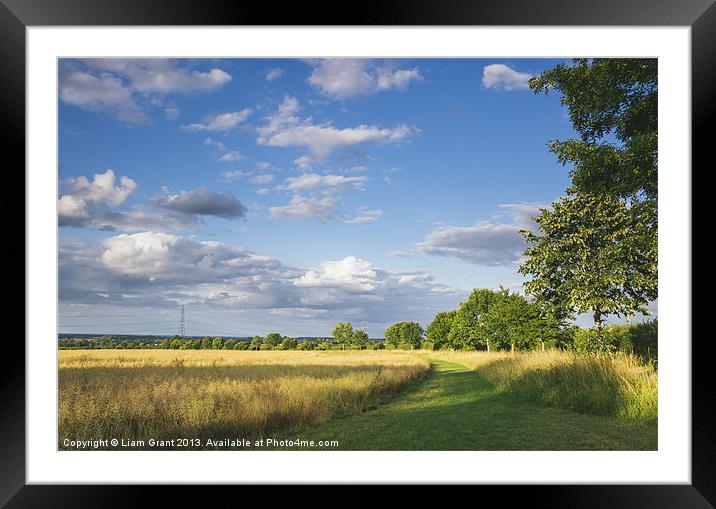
[58,349,429,449]
[58,348,658,451]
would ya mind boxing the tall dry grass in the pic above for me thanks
[426,350,657,421]
[59,350,429,448]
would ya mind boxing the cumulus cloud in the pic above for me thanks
[59,71,147,123]
[415,202,549,266]
[59,169,137,226]
[307,59,422,99]
[276,173,368,194]
[181,109,252,132]
[58,169,212,232]
[295,256,379,292]
[60,235,464,333]
[268,195,338,222]
[59,59,232,123]
[482,64,532,91]
[154,187,247,219]
[416,222,526,266]
[86,59,232,94]
[257,96,418,161]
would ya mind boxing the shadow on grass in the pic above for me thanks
[282,361,658,451]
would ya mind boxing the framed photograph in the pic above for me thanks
[4,0,713,504]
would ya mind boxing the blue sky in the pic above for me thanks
[58,57,633,337]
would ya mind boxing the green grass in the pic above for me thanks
[280,360,657,450]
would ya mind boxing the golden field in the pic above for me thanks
[58,349,429,449]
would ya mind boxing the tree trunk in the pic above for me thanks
[541,341,545,351]
[593,310,603,330]
[486,340,490,353]
[511,343,515,354]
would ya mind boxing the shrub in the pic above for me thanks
[629,319,658,360]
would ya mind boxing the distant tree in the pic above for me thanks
[159,338,171,349]
[264,332,282,348]
[212,337,224,350]
[447,289,498,350]
[384,323,402,349]
[170,338,183,350]
[297,340,315,350]
[223,339,237,350]
[279,337,298,350]
[384,322,424,350]
[249,336,263,350]
[201,336,213,350]
[519,193,657,329]
[332,322,354,350]
[234,340,249,350]
[426,311,457,350]
[400,322,424,349]
[352,330,369,349]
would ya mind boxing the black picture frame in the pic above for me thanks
[2,0,712,505]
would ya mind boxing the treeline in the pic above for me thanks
[413,287,657,359]
[59,331,386,351]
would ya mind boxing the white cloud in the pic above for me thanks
[276,173,368,193]
[59,71,147,123]
[86,59,232,94]
[101,231,180,276]
[181,108,252,132]
[203,137,225,150]
[265,67,284,81]
[153,187,247,219]
[255,188,270,196]
[60,235,465,333]
[218,150,244,162]
[416,222,526,266]
[219,170,252,181]
[295,256,378,292]
[307,59,422,99]
[496,202,549,225]
[60,59,232,123]
[268,195,338,223]
[250,174,275,185]
[376,66,422,91]
[482,64,532,91]
[58,170,137,225]
[58,170,206,232]
[257,96,417,161]
[415,202,551,266]
[343,208,383,224]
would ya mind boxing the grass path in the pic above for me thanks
[291,360,657,450]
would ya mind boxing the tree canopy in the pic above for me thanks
[519,193,657,328]
[529,58,657,202]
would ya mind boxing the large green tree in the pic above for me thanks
[529,58,657,203]
[426,310,456,350]
[384,322,424,349]
[447,289,497,350]
[519,193,657,329]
